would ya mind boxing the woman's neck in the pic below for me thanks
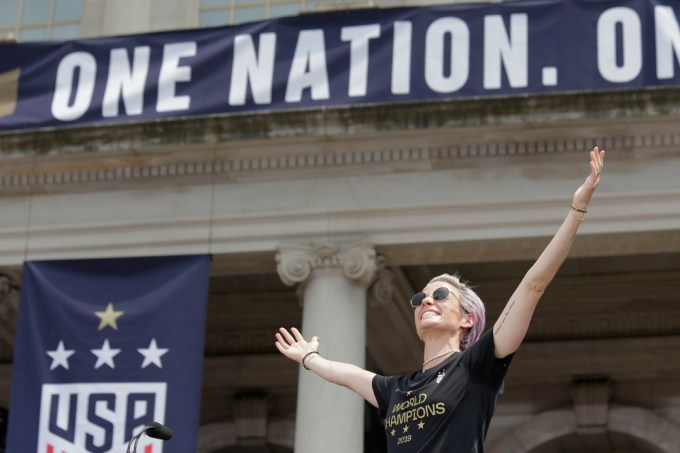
[421,336,460,371]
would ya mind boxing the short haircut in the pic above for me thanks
[428,273,486,350]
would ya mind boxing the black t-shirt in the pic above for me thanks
[371,330,514,452]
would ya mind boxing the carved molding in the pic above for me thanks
[1,129,679,192]
[275,242,377,288]
[527,309,680,341]
[2,86,680,194]
[204,329,277,355]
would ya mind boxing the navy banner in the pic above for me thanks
[6,255,211,453]
[0,0,679,132]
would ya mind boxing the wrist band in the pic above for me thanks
[302,351,319,370]
[570,205,585,223]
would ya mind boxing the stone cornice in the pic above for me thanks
[0,115,678,194]
[0,88,677,266]
[2,87,680,154]
[0,87,679,196]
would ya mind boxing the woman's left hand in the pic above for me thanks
[572,146,605,210]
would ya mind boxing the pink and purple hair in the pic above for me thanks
[428,273,486,351]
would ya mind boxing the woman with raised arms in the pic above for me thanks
[276,147,605,452]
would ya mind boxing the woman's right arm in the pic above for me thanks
[275,327,378,407]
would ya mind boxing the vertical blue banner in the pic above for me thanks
[6,255,211,453]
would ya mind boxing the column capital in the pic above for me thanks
[276,242,377,288]
[368,254,395,307]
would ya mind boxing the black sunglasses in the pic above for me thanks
[410,286,457,308]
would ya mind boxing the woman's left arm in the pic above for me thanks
[492,147,605,358]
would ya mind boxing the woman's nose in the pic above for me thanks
[421,295,435,306]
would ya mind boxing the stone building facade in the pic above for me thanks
[1,1,680,452]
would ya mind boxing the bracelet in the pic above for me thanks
[570,205,585,223]
[570,205,588,214]
[302,351,319,370]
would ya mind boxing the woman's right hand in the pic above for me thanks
[276,326,379,407]
[275,327,320,365]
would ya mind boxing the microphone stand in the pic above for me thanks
[126,421,173,453]
[126,424,152,453]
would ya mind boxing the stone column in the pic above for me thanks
[276,242,377,453]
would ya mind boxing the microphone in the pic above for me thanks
[145,421,173,440]
[127,421,173,452]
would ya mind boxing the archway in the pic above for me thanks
[488,405,680,453]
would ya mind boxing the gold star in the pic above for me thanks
[94,303,124,331]
[417,421,425,429]
[390,429,396,436]
[403,425,409,433]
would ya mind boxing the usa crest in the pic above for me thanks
[38,383,167,453]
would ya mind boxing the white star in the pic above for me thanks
[46,341,75,370]
[91,339,121,369]
[137,338,169,368]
